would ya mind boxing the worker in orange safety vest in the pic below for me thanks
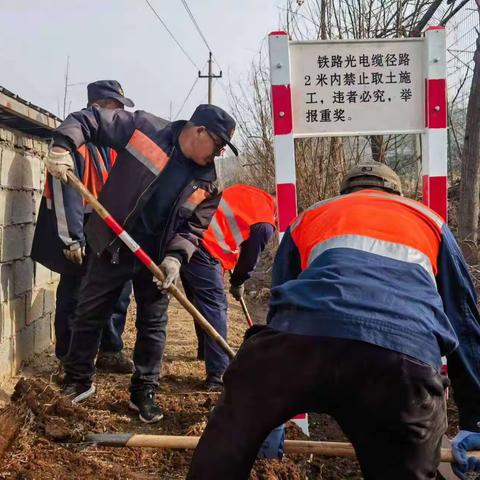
[32,80,134,375]
[180,184,276,390]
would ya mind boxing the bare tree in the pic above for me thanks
[458,1,480,243]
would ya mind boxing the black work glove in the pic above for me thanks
[229,283,245,301]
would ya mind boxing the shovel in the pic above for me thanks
[81,432,480,463]
[228,270,253,327]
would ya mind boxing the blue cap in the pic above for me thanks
[189,104,238,156]
[87,80,134,108]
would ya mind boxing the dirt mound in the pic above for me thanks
[11,377,97,442]
[1,377,329,480]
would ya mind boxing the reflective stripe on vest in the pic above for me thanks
[181,187,211,215]
[52,177,76,247]
[208,198,244,256]
[125,129,169,175]
[210,215,235,255]
[219,198,244,247]
[308,234,435,281]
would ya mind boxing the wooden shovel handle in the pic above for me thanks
[83,433,480,463]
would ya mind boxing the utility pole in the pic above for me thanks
[198,52,222,104]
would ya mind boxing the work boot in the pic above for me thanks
[204,374,223,392]
[62,382,96,404]
[96,351,134,374]
[129,389,164,424]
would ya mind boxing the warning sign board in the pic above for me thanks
[289,38,425,136]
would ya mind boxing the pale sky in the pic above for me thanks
[0,0,283,120]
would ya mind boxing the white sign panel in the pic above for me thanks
[290,38,425,136]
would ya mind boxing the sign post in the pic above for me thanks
[269,28,447,223]
[423,26,448,220]
[268,27,447,436]
[269,31,298,235]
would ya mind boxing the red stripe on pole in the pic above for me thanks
[424,79,428,129]
[271,85,293,135]
[277,183,297,232]
[292,413,307,420]
[135,248,154,268]
[104,215,124,236]
[426,25,445,31]
[104,215,154,269]
[269,31,288,36]
[422,174,429,205]
[428,176,448,221]
[426,79,447,129]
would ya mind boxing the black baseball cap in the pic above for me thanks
[87,80,134,108]
[189,104,238,156]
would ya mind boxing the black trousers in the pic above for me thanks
[180,247,229,376]
[55,274,132,359]
[187,328,447,480]
[63,248,169,393]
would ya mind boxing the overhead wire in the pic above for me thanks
[179,0,222,69]
[144,0,200,70]
[173,76,200,120]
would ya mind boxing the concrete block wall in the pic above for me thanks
[0,125,59,383]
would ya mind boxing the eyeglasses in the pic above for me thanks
[206,130,226,153]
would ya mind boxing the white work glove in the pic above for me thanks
[45,149,74,183]
[229,283,245,301]
[63,245,86,265]
[154,256,181,290]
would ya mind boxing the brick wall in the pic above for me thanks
[0,125,58,383]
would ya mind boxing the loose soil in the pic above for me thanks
[0,282,462,479]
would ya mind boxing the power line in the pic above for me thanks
[179,0,221,69]
[179,0,211,51]
[174,77,200,120]
[144,0,200,70]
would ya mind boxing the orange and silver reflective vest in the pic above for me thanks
[201,184,276,270]
[290,189,442,276]
[31,144,117,274]
[267,189,480,371]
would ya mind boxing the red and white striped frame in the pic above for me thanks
[422,26,448,220]
[268,31,309,436]
[268,31,297,237]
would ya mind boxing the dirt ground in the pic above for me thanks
[0,276,462,479]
